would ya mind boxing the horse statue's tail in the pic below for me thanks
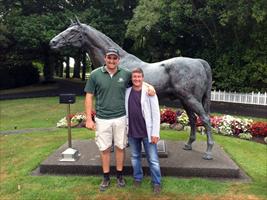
[199,59,212,115]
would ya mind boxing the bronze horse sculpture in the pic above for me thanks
[50,19,214,160]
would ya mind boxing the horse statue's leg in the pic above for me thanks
[200,114,214,160]
[183,96,214,160]
[182,105,197,150]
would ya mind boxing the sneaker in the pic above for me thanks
[99,179,110,192]
[117,177,126,187]
[153,184,161,195]
[133,180,141,188]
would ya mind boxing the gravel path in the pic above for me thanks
[0,127,59,135]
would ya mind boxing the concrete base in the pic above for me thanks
[38,140,246,179]
[60,148,80,162]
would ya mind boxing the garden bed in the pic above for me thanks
[56,108,267,145]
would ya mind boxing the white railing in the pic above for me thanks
[211,90,267,106]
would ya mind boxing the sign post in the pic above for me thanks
[59,94,80,162]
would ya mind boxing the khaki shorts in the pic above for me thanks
[95,116,127,151]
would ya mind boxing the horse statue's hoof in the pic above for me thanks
[202,153,213,160]
[183,144,192,150]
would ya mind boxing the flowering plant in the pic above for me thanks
[210,115,223,128]
[56,111,96,128]
[230,118,252,135]
[177,111,189,126]
[71,112,86,127]
[196,117,204,126]
[213,115,253,136]
[238,133,253,140]
[56,117,68,128]
[160,108,177,124]
[216,115,234,136]
[250,122,267,137]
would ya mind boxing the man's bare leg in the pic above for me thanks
[115,146,126,187]
[101,148,111,173]
[99,148,111,191]
[115,147,124,170]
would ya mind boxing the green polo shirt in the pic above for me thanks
[84,66,131,119]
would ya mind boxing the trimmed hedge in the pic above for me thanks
[0,63,40,89]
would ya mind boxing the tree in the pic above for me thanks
[2,2,72,81]
[126,0,267,92]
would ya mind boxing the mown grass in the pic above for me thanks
[0,97,85,131]
[0,97,266,199]
[0,129,266,200]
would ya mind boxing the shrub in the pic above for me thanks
[210,115,223,128]
[177,111,189,126]
[217,116,234,136]
[196,117,203,126]
[57,111,96,128]
[239,133,252,140]
[230,118,252,136]
[0,62,39,89]
[160,108,177,124]
[212,115,252,136]
[250,122,267,137]
[160,123,170,130]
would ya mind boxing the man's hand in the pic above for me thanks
[85,119,96,131]
[147,85,156,96]
[151,136,159,144]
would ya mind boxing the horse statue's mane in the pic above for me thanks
[50,19,214,160]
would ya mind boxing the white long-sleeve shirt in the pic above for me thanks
[125,85,160,143]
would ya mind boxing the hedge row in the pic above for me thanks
[0,63,40,89]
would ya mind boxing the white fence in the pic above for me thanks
[211,90,267,106]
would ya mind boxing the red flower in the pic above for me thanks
[160,108,177,124]
[250,122,267,137]
[91,110,96,122]
[196,117,203,126]
[68,114,75,119]
[210,115,223,128]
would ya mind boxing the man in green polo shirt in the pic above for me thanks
[85,47,157,192]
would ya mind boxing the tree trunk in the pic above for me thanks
[54,53,60,77]
[65,56,70,78]
[73,53,81,78]
[82,52,87,81]
[58,56,64,77]
[43,48,54,82]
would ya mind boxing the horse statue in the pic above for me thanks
[50,18,214,160]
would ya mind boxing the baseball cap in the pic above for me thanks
[105,47,120,57]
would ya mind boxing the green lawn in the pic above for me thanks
[0,97,266,200]
[0,97,85,131]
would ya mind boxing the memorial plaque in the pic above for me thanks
[59,94,76,104]
[141,140,168,158]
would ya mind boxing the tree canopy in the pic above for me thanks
[126,0,267,92]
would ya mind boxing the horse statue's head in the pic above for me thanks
[50,18,84,50]
[49,17,142,68]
